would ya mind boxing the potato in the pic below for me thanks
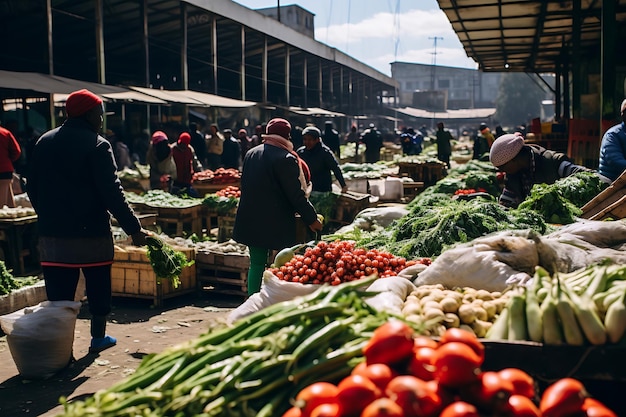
[482,300,497,320]
[443,312,460,328]
[404,314,423,324]
[422,300,442,312]
[459,324,476,336]
[458,304,477,324]
[440,297,460,313]
[473,306,488,322]
[476,289,495,301]
[402,302,422,316]
[424,307,445,322]
[471,319,492,338]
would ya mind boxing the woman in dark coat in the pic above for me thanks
[233,118,322,294]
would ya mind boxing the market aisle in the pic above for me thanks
[0,292,239,417]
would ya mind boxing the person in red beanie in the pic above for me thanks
[146,130,177,190]
[233,117,322,294]
[27,89,151,355]
[171,131,203,197]
[0,122,21,208]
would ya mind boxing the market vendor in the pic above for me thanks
[297,126,349,193]
[489,133,606,208]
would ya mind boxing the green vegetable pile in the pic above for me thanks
[353,198,549,260]
[308,191,340,224]
[145,236,195,288]
[0,260,19,295]
[58,277,415,417]
[125,190,203,208]
[201,194,239,216]
[518,172,608,224]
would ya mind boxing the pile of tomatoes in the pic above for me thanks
[284,325,617,417]
[453,188,487,196]
[270,240,430,286]
[192,168,241,184]
[215,185,241,198]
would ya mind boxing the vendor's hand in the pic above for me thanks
[341,185,349,193]
[308,219,323,233]
[131,229,151,246]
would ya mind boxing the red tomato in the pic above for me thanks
[361,398,405,417]
[310,403,341,417]
[432,342,481,388]
[507,394,541,417]
[295,382,340,417]
[439,401,480,417]
[498,368,535,399]
[414,336,439,350]
[363,321,415,367]
[425,380,456,409]
[460,371,515,412]
[438,328,485,362]
[385,375,442,417]
[336,374,382,417]
[582,398,618,417]
[408,346,436,381]
[282,406,303,417]
[539,378,587,417]
[352,362,397,392]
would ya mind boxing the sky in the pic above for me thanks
[233,0,478,77]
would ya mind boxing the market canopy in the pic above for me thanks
[288,106,345,117]
[0,69,127,95]
[395,107,496,120]
[130,86,256,108]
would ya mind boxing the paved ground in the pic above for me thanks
[0,291,242,417]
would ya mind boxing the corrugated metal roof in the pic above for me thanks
[437,0,626,73]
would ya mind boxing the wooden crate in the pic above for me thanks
[195,250,249,269]
[156,205,203,237]
[331,191,371,225]
[217,215,236,242]
[111,245,196,306]
[580,172,626,220]
[196,261,248,297]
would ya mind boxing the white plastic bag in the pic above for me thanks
[0,300,81,379]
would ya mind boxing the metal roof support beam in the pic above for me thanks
[601,0,617,121]
[180,3,188,90]
[262,36,268,104]
[285,45,290,105]
[46,0,55,128]
[212,16,218,95]
[303,56,308,108]
[572,0,582,119]
[318,58,323,108]
[526,1,547,71]
[562,41,571,121]
[241,26,246,101]
[95,0,105,85]
[555,61,562,121]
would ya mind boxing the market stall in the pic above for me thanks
[0,207,38,275]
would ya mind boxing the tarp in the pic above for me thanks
[288,106,345,117]
[0,70,126,95]
[129,87,206,105]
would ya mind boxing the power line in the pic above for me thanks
[429,36,443,90]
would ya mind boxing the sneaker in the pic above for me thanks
[89,335,117,354]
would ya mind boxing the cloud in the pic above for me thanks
[314,8,478,74]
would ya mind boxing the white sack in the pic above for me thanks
[0,300,81,379]
[228,271,319,323]
[365,276,417,316]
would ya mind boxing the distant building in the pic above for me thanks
[390,62,502,110]
[255,4,315,39]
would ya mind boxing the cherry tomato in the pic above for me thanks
[361,397,405,417]
[295,382,339,417]
[363,321,415,367]
[498,368,535,399]
[336,374,381,417]
[539,378,587,417]
[507,394,541,417]
[438,328,485,362]
[385,375,442,417]
[433,342,481,388]
[351,362,397,392]
[439,401,480,417]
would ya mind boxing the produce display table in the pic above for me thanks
[216,215,236,242]
[580,171,626,220]
[401,180,425,201]
[330,191,372,225]
[111,245,196,307]
[0,215,39,275]
[196,259,248,298]
[398,161,446,186]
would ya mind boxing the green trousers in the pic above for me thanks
[247,246,270,295]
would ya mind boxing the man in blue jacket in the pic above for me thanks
[297,126,348,193]
[598,99,626,182]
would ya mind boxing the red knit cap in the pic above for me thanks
[265,118,291,140]
[178,132,191,145]
[151,131,168,144]
[66,89,103,118]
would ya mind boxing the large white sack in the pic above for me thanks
[413,232,537,292]
[0,300,81,379]
[365,276,417,316]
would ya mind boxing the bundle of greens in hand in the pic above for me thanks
[145,236,194,288]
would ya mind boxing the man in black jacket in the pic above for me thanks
[28,89,150,354]
[297,126,348,193]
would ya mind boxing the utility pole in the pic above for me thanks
[277,0,281,22]
[429,36,443,90]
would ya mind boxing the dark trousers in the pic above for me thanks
[43,264,112,317]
